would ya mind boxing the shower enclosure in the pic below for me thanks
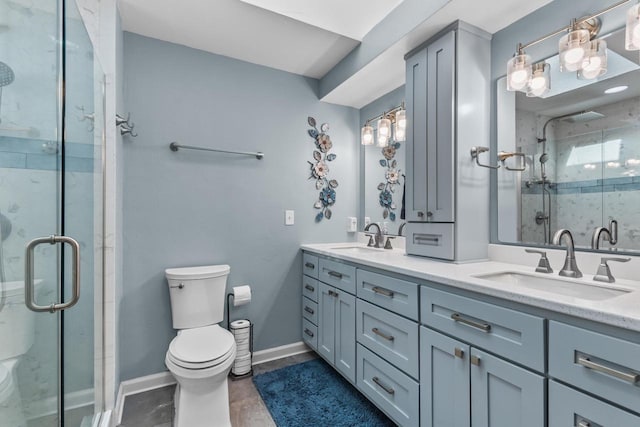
[0,0,105,426]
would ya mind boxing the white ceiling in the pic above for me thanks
[238,0,405,41]
[118,0,555,107]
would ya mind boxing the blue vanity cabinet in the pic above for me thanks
[404,21,491,262]
[549,380,640,427]
[420,327,470,427]
[470,348,545,427]
[548,321,640,419]
[317,281,356,383]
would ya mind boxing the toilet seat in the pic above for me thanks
[167,325,235,370]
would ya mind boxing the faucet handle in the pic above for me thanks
[365,234,375,247]
[384,236,396,250]
[594,257,631,283]
[525,249,553,274]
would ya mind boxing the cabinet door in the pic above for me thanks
[471,349,545,427]
[317,282,336,363]
[335,290,356,383]
[426,30,455,222]
[420,327,470,427]
[405,48,428,222]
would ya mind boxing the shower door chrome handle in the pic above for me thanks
[25,235,80,313]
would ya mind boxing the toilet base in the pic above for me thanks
[173,374,232,427]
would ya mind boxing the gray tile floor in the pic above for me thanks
[118,352,317,427]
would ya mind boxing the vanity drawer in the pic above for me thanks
[421,287,545,372]
[302,276,318,303]
[549,321,640,413]
[356,300,419,379]
[405,222,454,260]
[302,253,319,278]
[302,318,317,350]
[319,258,356,294]
[356,269,419,321]
[302,297,318,325]
[357,344,419,427]
[549,380,640,427]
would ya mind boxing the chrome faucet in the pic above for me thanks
[552,229,582,278]
[364,223,383,249]
[591,227,612,250]
[398,222,407,236]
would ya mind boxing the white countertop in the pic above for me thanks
[301,242,640,332]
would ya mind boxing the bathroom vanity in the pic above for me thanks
[300,243,640,427]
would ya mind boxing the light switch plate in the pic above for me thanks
[346,217,357,233]
[285,210,294,225]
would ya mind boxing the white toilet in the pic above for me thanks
[165,265,237,427]
[0,280,37,427]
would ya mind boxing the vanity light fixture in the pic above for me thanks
[360,103,406,146]
[361,124,374,145]
[507,0,637,97]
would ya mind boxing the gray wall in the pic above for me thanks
[121,33,359,381]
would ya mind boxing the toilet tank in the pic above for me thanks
[165,265,230,329]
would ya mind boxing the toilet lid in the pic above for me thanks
[169,325,235,365]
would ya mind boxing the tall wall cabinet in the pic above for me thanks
[404,21,491,261]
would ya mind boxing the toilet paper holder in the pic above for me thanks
[226,292,254,380]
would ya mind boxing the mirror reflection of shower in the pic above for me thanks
[533,110,604,244]
[0,61,15,123]
[0,211,12,312]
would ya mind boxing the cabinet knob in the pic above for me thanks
[417,211,425,217]
[427,211,433,217]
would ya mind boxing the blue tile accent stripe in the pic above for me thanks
[0,136,95,173]
[522,177,640,194]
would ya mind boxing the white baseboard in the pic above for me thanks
[112,341,311,426]
[252,341,311,365]
[113,371,176,426]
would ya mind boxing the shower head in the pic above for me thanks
[0,62,14,87]
[0,212,11,242]
[560,111,605,123]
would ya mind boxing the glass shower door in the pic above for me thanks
[0,0,104,425]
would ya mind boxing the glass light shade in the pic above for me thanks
[578,40,607,80]
[361,124,374,145]
[559,29,590,72]
[526,62,550,97]
[378,117,391,137]
[377,133,389,147]
[394,109,406,142]
[626,4,640,50]
[506,53,532,91]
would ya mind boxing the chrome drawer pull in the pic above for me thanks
[576,355,639,384]
[328,270,343,279]
[372,327,394,341]
[304,329,314,338]
[470,355,481,366]
[305,262,315,269]
[304,306,315,315]
[371,286,394,298]
[454,347,465,359]
[451,313,492,332]
[304,284,315,292]
[577,420,590,427]
[372,377,395,395]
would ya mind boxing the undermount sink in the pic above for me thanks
[473,271,632,301]
[329,245,385,254]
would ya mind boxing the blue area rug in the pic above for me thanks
[253,358,395,427]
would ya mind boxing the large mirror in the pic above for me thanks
[361,87,406,235]
[497,25,640,253]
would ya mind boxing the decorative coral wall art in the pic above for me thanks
[377,142,401,221]
[307,116,338,222]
